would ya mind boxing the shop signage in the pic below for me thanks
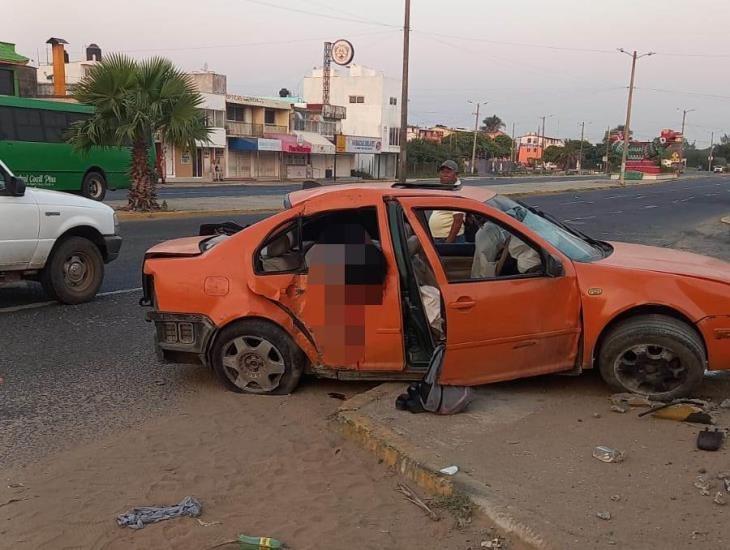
[332,39,355,66]
[181,151,192,164]
[336,135,382,154]
[258,138,282,152]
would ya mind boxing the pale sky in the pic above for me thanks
[8,0,730,145]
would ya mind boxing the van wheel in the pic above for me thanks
[82,171,107,201]
[41,237,104,305]
[598,314,706,400]
[211,320,305,395]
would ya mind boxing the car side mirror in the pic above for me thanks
[6,176,26,197]
[545,255,564,277]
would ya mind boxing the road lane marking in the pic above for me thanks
[0,288,143,314]
[561,200,595,205]
[608,211,623,214]
[98,287,142,297]
[643,205,658,209]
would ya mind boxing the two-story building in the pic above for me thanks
[225,94,293,179]
[516,132,564,165]
[303,64,401,179]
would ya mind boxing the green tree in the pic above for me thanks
[69,54,210,211]
[481,115,505,133]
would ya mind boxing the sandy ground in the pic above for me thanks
[0,369,520,550]
[357,370,730,550]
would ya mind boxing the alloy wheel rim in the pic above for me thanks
[613,343,687,394]
[221,335,285,393]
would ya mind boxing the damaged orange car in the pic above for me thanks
[141,183,730,400]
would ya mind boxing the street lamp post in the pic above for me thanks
[468,100,487,175]
[617,48,655,186]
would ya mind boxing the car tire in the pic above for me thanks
[40,237,105,305]
[82,171,107,201]
[211,319,305,395]
[598,314,706,400]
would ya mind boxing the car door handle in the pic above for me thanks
[450,297,476,310]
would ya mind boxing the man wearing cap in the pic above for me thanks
[428,160,465,243]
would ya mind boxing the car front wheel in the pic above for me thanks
[211,320,305,395]
[598,314,706,400]
[40,237,105,305]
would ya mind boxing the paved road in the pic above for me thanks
[1,177,728,469]
[105,174,609,201]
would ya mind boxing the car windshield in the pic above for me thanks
[486,195,608,262]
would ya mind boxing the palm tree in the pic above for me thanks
[481,115,505,133]
[68,54,210,211]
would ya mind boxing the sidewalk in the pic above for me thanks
[113,177,657,220]
[338,375,730,550]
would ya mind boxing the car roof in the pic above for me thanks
[287,182,497,207]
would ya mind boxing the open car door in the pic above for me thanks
[398,196,582,386]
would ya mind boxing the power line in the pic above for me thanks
[637,87,730,101]
[116,30,397,53]
[239,0,399,28]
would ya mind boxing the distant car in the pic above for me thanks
[141,183,730,400]
[713,166,724,173]
[0,159,122,304]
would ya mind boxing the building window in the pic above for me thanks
[226,104,245,122]
[348,95,365,104]
[204,109,225,128]
[0,69,14,96]
[389,97,397,106]
[389,127,400,146]
[286,154,308,166]
[265,109,276,125]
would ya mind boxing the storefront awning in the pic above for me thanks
[228,137,258,151]
[266,133,311,154]
[294,131,336,155]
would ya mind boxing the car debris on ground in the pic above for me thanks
[592,446,625,463]
[116,496,202,529]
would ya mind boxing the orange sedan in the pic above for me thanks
[141,183,730,400]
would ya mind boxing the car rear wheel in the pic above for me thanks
[82,171,107,201]
[40,237,105,305]
[211,320,305,395]
[598,314,706,400]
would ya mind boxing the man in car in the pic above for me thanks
[428,160,465,243]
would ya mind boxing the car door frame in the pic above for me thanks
[398,195,583,386]
[248,199,406,373]
[0,160,39,269]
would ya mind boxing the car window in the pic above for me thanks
[256,222,304,274]
[418,209,544,282]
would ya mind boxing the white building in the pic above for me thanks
[303,64,401,178]
[36,43,102,97]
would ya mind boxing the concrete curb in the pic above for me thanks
[722,216,730,225]
[334,385,550,550]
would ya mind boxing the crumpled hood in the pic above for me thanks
[599,242,730,284]
[145,236,208,257]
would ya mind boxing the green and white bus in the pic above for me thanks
[0,95,137,201]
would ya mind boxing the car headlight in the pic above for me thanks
[113,212,120,233]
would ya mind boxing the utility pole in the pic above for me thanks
[708,131,715,172]
[577,121,585,173]
[679,108,695,171]
[618,48,655,186]
[397,0,411,184]
[468,101,486,175]
[539,114,553,162]
[605,126,611,175]
[510,122,516,164]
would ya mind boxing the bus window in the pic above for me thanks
[14,108,44,142]
[43,110,68,143]
[0,107,15,140]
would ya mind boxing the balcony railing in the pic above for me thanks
[225,121,289,137]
